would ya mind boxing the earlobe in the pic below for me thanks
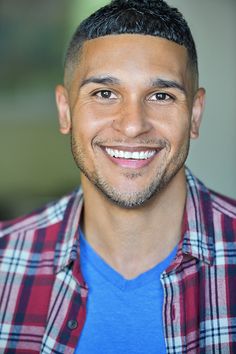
[55,85,71,134]
[190,88,206,139]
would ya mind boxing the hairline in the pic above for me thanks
[64,33,199,92]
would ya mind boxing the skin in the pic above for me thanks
[55,34,205,279]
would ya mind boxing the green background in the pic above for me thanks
[0,0,235,219]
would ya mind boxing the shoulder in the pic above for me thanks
[199,186,236,253]
[186,168,236,220]
[209,190,236,244]
[185,168,236,248]
[0,188,82,240]
[210,189,236,219]
[0,188,83,280]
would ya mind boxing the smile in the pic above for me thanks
[105,148,157,160]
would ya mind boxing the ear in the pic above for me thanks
[55,85,71,134]
[190,88,206,139]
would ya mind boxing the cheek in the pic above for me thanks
[174,125,191,149]
[155,110,191,146]
[72,103,114,136]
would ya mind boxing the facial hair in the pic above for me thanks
[70,132,190,209]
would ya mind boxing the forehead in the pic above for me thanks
[72,34,191,87]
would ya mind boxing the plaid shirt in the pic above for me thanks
[0,169,236,353]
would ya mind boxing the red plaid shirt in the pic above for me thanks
[0,169,236,353]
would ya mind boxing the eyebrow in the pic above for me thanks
[79,75,120,89]
[150,78,186,94]
[79,75,186,95]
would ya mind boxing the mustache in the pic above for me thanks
[92,137,168,148]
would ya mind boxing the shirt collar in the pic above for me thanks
[54,187,84,273]
[180,168,215,265]
[54,168,215,273]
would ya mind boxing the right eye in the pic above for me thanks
[93,90,118,100]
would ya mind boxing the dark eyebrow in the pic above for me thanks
[79,75,186,94]
[150,78,186,95]
[79,75,120,89]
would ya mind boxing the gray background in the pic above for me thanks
[169,0,236,198]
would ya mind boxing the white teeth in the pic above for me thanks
[140,151,145,159]
[132,152,140,159]
[105,148,156,160]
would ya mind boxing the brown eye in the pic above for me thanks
[148,92,173,102]
[94,90,117,100]
[155,93,168,100]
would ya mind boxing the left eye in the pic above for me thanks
[94,90,117,100]
[148,92,173,101]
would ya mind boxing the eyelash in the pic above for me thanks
[92,90,117,100]
[148,92,174,102]
[92,90,174,102]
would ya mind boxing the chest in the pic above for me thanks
[162,257,236,353]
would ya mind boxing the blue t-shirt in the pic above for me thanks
[75,230,177,354]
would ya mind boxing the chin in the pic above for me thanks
[93,177,166,209]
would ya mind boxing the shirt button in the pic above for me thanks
[67,319,78,330]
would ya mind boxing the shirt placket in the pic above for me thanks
[40,257,88,354]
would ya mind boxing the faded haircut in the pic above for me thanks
[64,0,198,88]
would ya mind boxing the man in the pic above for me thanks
[0,0,236,353]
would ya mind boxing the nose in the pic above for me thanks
[112,99,152,138]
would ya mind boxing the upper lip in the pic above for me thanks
[100,146,162,152]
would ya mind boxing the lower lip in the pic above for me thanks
[105,152,158,169]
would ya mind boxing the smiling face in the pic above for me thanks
[56,34,205,208]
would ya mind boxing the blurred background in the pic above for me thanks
[0,0,235,220]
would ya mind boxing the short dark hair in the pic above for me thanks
[64,0,198,87]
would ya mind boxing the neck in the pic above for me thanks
[81,167,187,279]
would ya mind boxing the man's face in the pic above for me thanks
[56,34,205,208]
